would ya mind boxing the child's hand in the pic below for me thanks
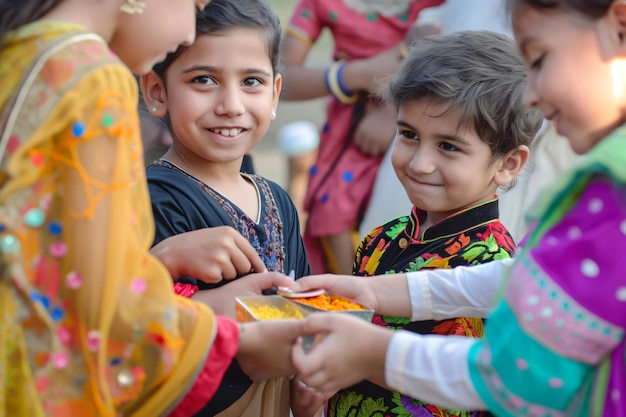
[292,314,393,393]
[353,48,403,91]
[354,101,396,156]
[290,377,336,417]
[150,227,267,283]
[192,272,295,318]
[237,319,304,381]
[291,274,378,311]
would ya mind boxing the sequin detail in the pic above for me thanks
[130,277,146,294]
[52,352,69,369]
[47,221,62,236]
[49,241,67,258]
[86,330,101,352]
[0,234,20,253]
[24,208,45,227]
[65,271,82,289]
[102,114,114,127]
[71,122,86,138]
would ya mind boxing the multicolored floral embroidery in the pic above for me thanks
[153,160,286,273]
[328,199,514,417]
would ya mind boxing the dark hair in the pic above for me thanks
[153,0,281,81]
[0,0,61,44]
[506,0,614,19]
[386,30,543,162]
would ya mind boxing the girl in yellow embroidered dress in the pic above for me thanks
[0,1,304,416]
[0,18,218,417]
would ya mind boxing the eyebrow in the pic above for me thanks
[397,119,471,145]
[182,65,272,77]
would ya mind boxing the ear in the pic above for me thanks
[493,144,530,186]
[139,71,169,118]
[271,73,283,120]
[604,0,626,53]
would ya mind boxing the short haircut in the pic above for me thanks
[386,30,543,160]
[153,0,281,80]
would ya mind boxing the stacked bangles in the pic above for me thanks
[325,61,358,104]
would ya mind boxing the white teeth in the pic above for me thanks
[213,128,241,137]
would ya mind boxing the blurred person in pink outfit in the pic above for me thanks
[280,0,444,275]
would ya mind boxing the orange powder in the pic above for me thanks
[292,294,364,311]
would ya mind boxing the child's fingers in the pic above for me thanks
[302,311,357,335]
[291,337,313,375]
[291,329,338,391]
[194,258,234,283]
[297,369,338,395]
[292,274,337,292]
[227,246,255,278]
[252,271,294,293]
[234,235,267,273]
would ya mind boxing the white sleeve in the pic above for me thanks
[406,258,513,320]
[385,331,486,409]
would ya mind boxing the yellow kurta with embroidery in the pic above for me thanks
[0,21,217,417]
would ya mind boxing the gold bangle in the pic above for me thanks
[325,61,358,104]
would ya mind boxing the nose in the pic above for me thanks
[523,75,540,109]
[181,32,196,46]
[215,84,245,117]
[180,7,197,47]
[181,29,196,47]
[408,144,436,174]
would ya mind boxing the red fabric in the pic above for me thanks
[173,282,199,298]
[168,317,240,417]
[288,0,443,274]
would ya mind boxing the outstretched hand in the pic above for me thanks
[290,274,379,311]
[237,319,304,381]
[291,313,393,393]
[150,227,266,283]
[353,101,397,156]
[192,271,295,318]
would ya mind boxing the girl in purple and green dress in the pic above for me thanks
[321,30,543,417]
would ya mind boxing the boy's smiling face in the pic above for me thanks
[391,101,506,226]
[161,27,281,171]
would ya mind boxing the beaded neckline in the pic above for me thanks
[153,159,286,273]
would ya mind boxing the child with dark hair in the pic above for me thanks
[290,1,626,415]
[0,0,304,415]
[322,30,542,417]
[140,0,310,415]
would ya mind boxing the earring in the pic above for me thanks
[120,0,146,15]
[151,106,158,113]
[271,110,277,118]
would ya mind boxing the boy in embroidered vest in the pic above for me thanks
[321,30,542,417]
